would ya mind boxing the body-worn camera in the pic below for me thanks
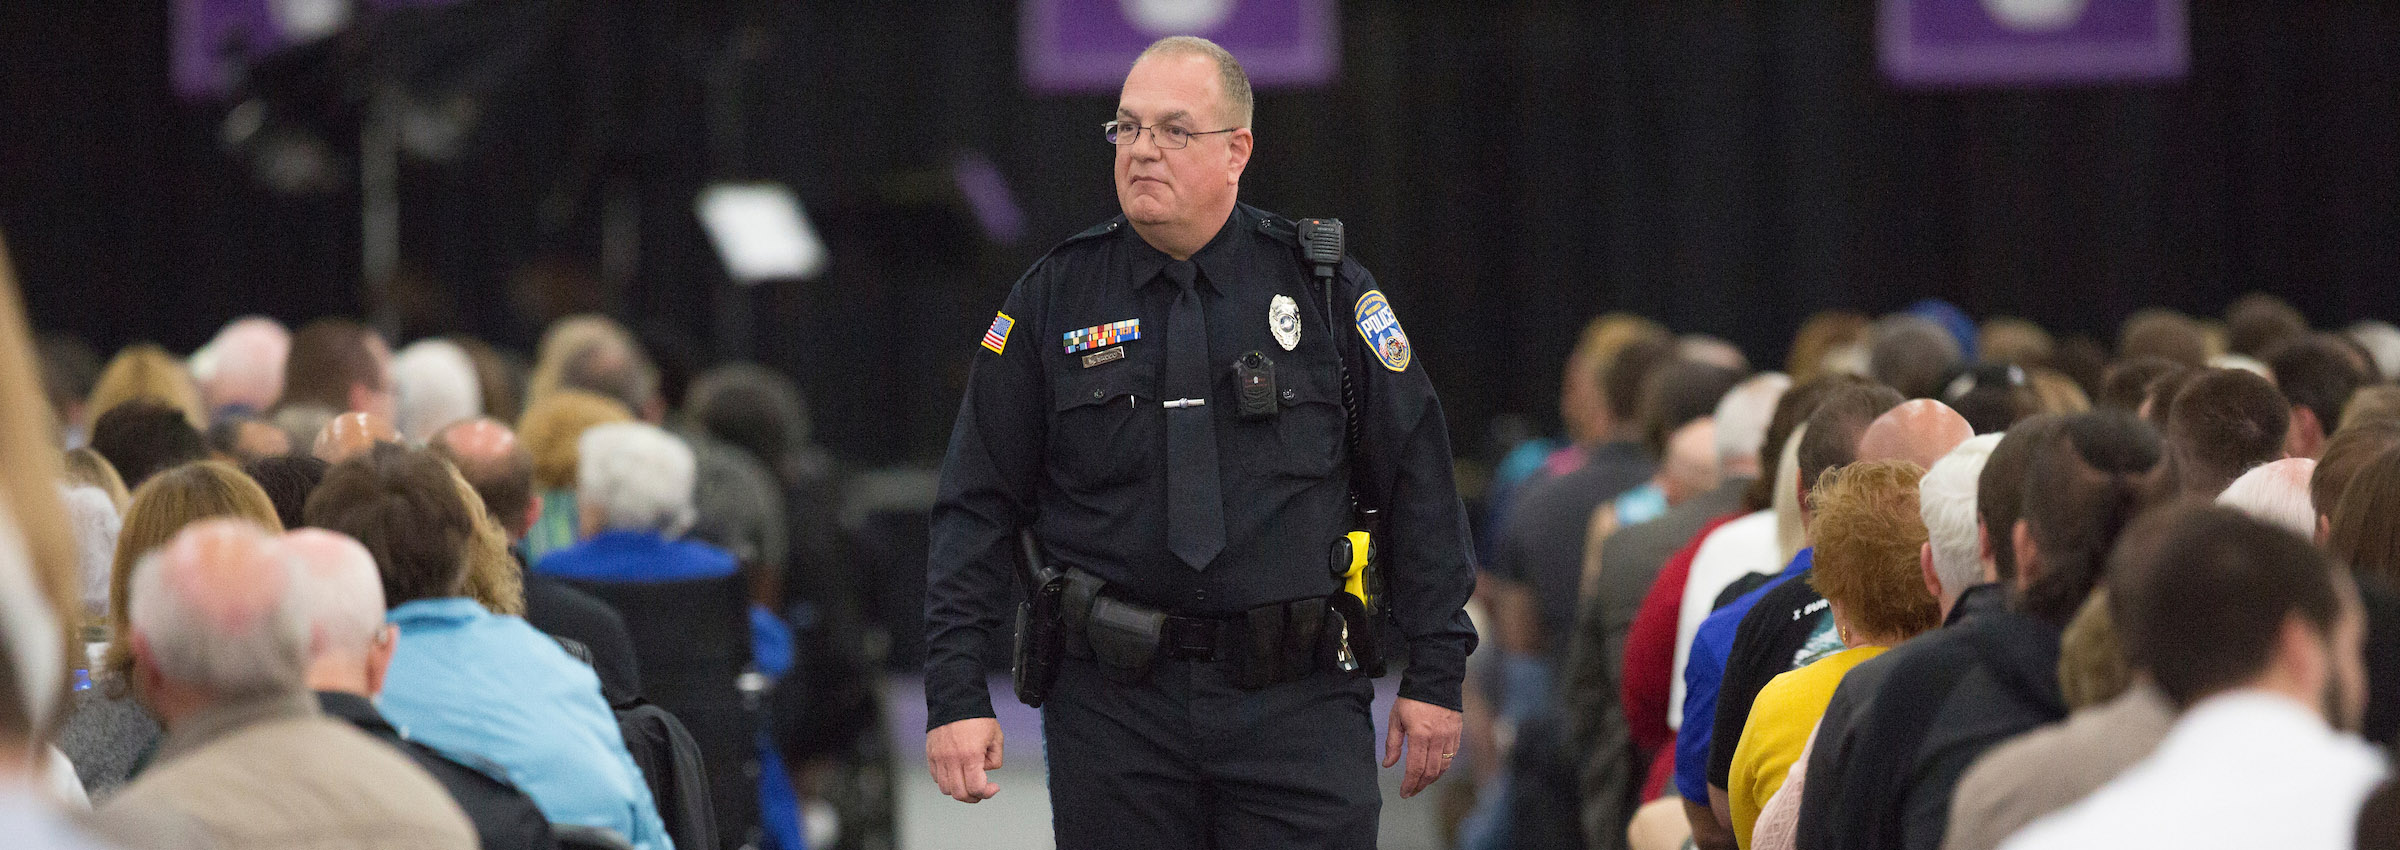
[1235,351,1277,420]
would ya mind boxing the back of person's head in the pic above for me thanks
[242,454,328,532]
[2109,503,2345,712]
[2224,293,2309,359]
[1745,373,1868,511]
[1807,459,1938,642]
[517,390,634,491]
[528,315,637,403]
[37,333,101,426]
[1979,414,2067,584]
[1710,372,1790,474]
[2018,411,2162,624]
[687,362,813,477]
[1786,310,1870,384]
[1560,314,1670,443]
[305,445,475,608]
[60,484,119,620]
[1601,334,1678,432]
[2268,333,2373,444]
[1921,433,2002,602]
[1857,398,1974,470]
[2097,357,2183,414]
[2214,457,2318,540]
[104,460,283,684]
[1639,358,1747,457]
[390,338,483,445]
[189,316,289,415]
[2316,423,2400,525]
[1868,315,1964,400]
[2164,368,2290,497]
[1797,382,1906,492]
[429,418,537,539]
[451,337,526,424]
[89,401,209,489]
[2341,386,2400,435]
[127,519,309,700]
[86,343,206,431]
[283,528,389,674]
[1660,419,1721,507]
[63,446,131,513]
[1941,364,2038,434]
[279,318,390,415]
[1978,317,2055,369]
[559,333,661,418]
[2329,448,2400,587]
[207,414,292,464]
[578,422,698,537]
[2118,309,2209,368]
[2347,320,2400,382]
[2026,367,2092,415]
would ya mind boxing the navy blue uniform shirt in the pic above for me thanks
[924,203,1479,728]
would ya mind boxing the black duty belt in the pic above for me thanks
[1160,613,1240,661]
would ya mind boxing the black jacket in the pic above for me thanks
[316,691,557,850]
[524,571,644,703]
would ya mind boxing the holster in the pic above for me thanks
[1011,530,1067,708]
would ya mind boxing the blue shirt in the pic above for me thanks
[1676,547,1811,801]
[381,597,674,850]
[537,530,740,583]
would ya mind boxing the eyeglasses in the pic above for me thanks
[1103,120,1237,150]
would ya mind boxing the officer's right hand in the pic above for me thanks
[927,717,1005,803]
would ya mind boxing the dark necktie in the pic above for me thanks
[1162,260,1225,570]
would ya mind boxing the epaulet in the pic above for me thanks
[1044,216,1127,257]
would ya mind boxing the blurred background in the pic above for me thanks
[3,1,2396,847]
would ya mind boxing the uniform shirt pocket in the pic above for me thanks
[1048,365,1159,488]
[1257,361,1344,480]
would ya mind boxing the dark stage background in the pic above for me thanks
[4,0,2396,469]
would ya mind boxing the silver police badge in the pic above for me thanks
[1270,294,1301,351]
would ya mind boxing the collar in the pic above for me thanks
[1946,582,2010,627]
[388,596,494,627]
[1129,205,1249,294]
[313,690,394,736]
[154,690,319,765]
[1781,546,1815,578]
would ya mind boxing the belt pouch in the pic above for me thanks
[1239,606,1286,689]
[1085,595,1166,684]
[1280,600,1326,683]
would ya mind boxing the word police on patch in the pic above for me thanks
[1353,290,1412,372]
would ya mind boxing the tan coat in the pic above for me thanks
[93,692,477,850]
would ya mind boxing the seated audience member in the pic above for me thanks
[392,338,484,445]
[1998,508,2381,850]
[270,318,396,455]
[86,344,207,431]
[1797,411,2158,850]
[2350,320,2400,382]
[1867,316,1964,401]
[1699,399,1968,843]
[516,390,636,566]
[1940,365,2037,435]
[2095,357,2183,415]
[1674,382,1902,848]
[243,454,330,532]
[539,422,760,844]
[304,446,671,850]
[1607,360,1750,532]
[39,333,104,449]
[87,402,207,489]
[1733,460,1938,848]
[1913,434,2003,621]
[90,519,475,850]
[62,460,283,798]
[2268,333,2373,460]
[1976,318,2053,370]
[2340,385,2400,434]
[2314,423,2400,545]
[207,414,292,463]
[2214,457,2319,539]
[62,447,131,514]
[60,484,119,622]
[2116,309,2210,369]
[2223,293,2308,359]
[187,316,289,417]
[2326,447,2400,745]
[431,417,641,701]
[285,528,557,850]
[313,410,399,463]
[2155,368,2288,499]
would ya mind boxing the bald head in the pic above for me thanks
[431,417,537,538]
[284,528,394,696]
[1662,418,1722,506]
[128,519,309,705]
[314,411,398,463]
[193,317,290,414]
[1858,399,1974,470]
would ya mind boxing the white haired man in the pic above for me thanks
[91,518,474,850]
[189,316,289,417]
[391,339,484,446]
[2214,457,2318,540]
[1918,433,2003,619]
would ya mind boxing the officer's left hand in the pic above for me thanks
[1383,697,1462,798]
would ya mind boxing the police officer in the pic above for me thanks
[923,36,1478,848]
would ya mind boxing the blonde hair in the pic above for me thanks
[448,463,524,616]
[526,315,638,408]
[517,389,634,490]
[63,447,131,515]
[2027,368,2091,415]
[0,233,81,739]
[103,461,283,687]
[1786,311,1870,385]
[1563,314,1671,443]
[88,344,207,431]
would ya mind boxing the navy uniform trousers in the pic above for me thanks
[1043,654,1380,850]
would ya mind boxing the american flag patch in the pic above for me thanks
[981,312,1014,355]
[1063,319,1140,354]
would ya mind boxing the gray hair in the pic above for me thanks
[127,541,309,698]
[190,316,290,414]
[577,422,697,536]
[58,483,119,619]
[2215,457,2318,540]
[287,530,388,660]
[1136,36,1254,129]
[392,339,483,446]
[1920,433,2002,601]
[1869,315,1965,399]
[1712,372,1790,467]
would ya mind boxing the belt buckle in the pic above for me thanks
[1164,616,1217,660]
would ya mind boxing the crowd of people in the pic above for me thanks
[1462,298,2400,850]
[0,237,879,849]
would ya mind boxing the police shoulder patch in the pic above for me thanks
[1353,290,1412,372]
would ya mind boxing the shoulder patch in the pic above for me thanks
[981,312,1014,355]
[1354,290,1412,372]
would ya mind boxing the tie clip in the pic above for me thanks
[1164,398,1207,409]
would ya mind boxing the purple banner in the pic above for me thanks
[174,0,464,100]
[1021,0,1338,93]
[1880,0,2187,87]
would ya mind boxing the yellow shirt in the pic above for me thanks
[1729,645,1889,849]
